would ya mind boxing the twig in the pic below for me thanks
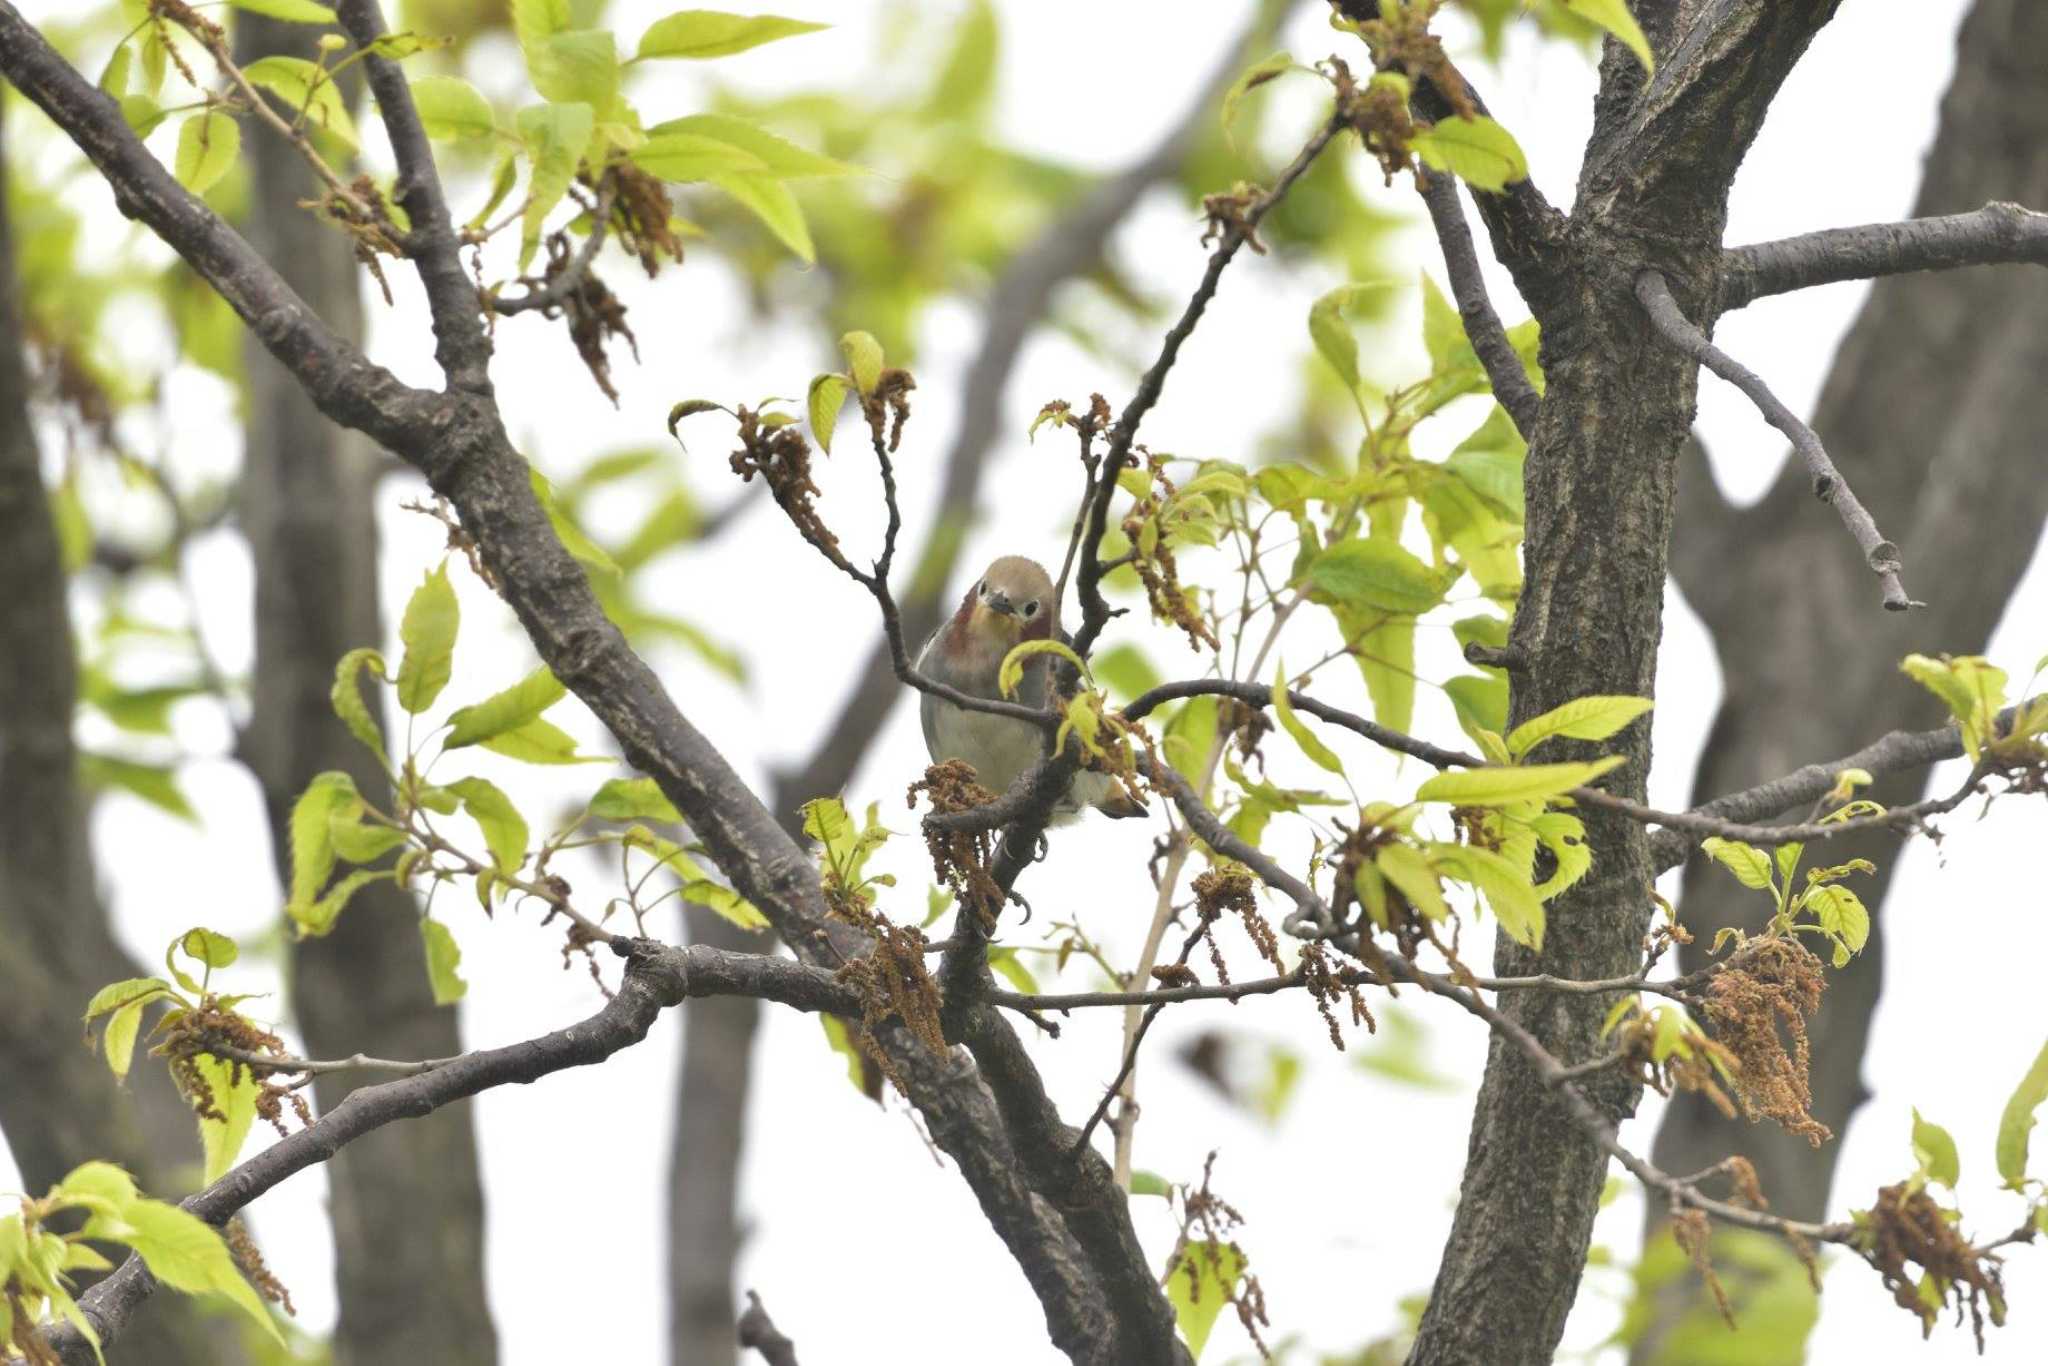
[491,180,617,317]
[200,1044,455,1079]
[1416,171,1541,438]
[1634,270,1919,611]
[1579,761,1991,853]
[1720,201,2048,310]
[1070,918,1210,1158]
[736,1290,800,1366]
[1071,114,1345,658]
[992,964,1695,1013]
[1123,677,1472,770]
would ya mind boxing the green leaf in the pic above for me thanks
[1348,611,1416,738]
[840,330,884,395]
[420,919,466,1005]
[173,111,240,197]
[79,753,198,822]
[998,639,1088,699]
[1307,283,1391,399]
[924,0,997,120]
[407,74,495,141]
[635,10,828,59]
[511,0,570,57]
[1998,1039,2048,1188]
[292,868,390,937]
[1094,643,1161,703]
[1308,537,1447,615]
[515,101,595,272]
[104,998,147,1081]
[1129,1170,1173,1198]
[186,1053,259,1185]
[1166,1240,1247,1360]
[175,927,238,971]
[99,41,132,96]
[1526,810,1591,900]
[1804,883,1870,955]
[589,776,683,823]
[1222,51,1293,140]
[446,777,529,875]
[242,56,357,148]
[229,0,336,22]
[396,564,460,714]
[625,826,770,930]
[1434,843,1546,949]
[529,465,620,577]
[530,29,618,110]
[1506,695,1652,759]
[330,647,389,761]
[445,666,567,748]
[1421,272,1464,374]
[1445,674,1509,749]
[646,113,853,178]
[84,977,177,1023]
[329,804,407,863]
[807,373,848,453]
[706,170,813,261]
[118,1197,282,1341]
[1912,1109,1960,1189]
[57,1160,139,1213]
[1410,115,1528,193]
[1271,664,1343,775]
[286,771,358,911]
[1700,836,1774,891]
[628,130,769,183]
[1561,0,1655,74]
[986,946,1039,996]
[1414,756,1624,807]
[1376,842,1447,921]
[479,716,601,764]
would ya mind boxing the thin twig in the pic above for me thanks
[1635,269,1919,611]
[491,180,617,316]
[1416,170,1541,438]
[736,1290,801,1366]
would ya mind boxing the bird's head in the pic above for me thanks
[958,555,1056,647]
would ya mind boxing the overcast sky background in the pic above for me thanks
[7,1,2047,1362]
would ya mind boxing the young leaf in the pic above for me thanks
[1997,1039,2048,1188]
[1165,1240,1248,1360]
[84,977,177,1024]
[1560,0,1655,74]
[1409,115,1528,193]
[1700,836,1774,891]
[1222,51,1294,140]
[480,716,600,764]
[1307,537,1447,615]
[173,111,240,197]
[117,1197,283,1341]
[515,101,596,272]
[1434,843,1546,949]
[330,647,389,760]
[420,919,466,1005]
[634,10,828,60]
[1911,1108,1960,1189]
[707,169,814,260]
[1270,664,1343,775]
[1505,695,1652,759]
[840,330,884,395]
[175,928,238,971]
[1375,842,1448,921]
[396,564,460,714]
[241,56,358,147]
[286,771,358,911]
[1804,883,1870,956]
[808,372,848,453]
[529,29,619,110]
[588,776,683,823]
[1414,756,1625,807]
[103,998,148,1081]
[406,74,495,141]
[185,1053,259,1185]
[293,868,392,937]
[445,667,567,748]
[79,753,198,822]
[628,130,769,183]
[446,777,529,875]
[646,113,853,178]
[529,465,620,577]
[998,639,1088,699]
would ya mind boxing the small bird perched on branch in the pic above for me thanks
[918,555,1146,823]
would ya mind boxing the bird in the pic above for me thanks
[917,554,1147,823]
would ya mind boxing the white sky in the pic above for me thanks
[7,1,2047,1363]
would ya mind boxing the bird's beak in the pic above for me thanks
[986,590,1015,616]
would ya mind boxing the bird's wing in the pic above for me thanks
[916,625,944,758]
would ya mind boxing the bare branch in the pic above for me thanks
[737,1291,800,1366]
[1720,201,2048,310]
[1416,171,1541,439]
[1580,760,1990,854]
[334,0,493,393]
[1635,270,1918,611]
[1123,677,1472,770]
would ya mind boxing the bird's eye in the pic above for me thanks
[976,580,986,595]
[1022,601,1039,617]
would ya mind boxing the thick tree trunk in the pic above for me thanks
[232,16,495,1364]
[0,93,243,1366]
[1409,5,1845,1359]
[1641,0,2048,1338]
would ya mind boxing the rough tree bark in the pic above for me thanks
[0,90,240,1366]
[1406,4,1848,1360]
[231,15,495,1364]
[1640,0,2048,1334]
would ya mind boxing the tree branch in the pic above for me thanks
[1719,201,2048,310]
[490,180,616,317]
[1635,269,1918,611]
[1416,171,1541,439]
[736,1291,799,1366]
